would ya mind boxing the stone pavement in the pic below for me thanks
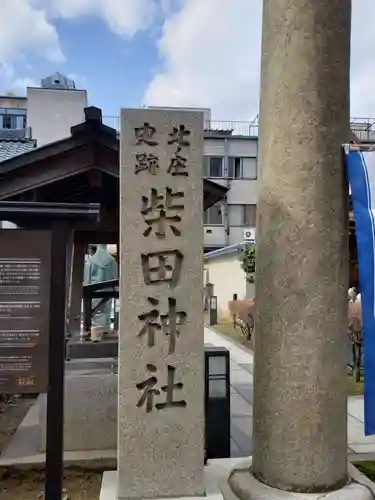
[204,326,375,461]
[348,396,375,460]
[1,328,374,467]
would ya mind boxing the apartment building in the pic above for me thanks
[0,72,87,147]
[0,73,87,228]
[199,116,375,252]
[201,124,258,252]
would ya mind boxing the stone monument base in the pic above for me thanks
[39,371,117,452]
[100,458,233,500]
[98,459,375,500]
[228,459,374,500]
[66,334,118,359]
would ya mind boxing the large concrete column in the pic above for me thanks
[231,0,353,496]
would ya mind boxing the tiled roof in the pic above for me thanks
[0,138,36,162]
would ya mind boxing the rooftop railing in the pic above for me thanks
[103,115,375,141]
[103,116,259,137]
[350,117,375,142]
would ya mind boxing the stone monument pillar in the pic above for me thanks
[118,108,205,499]
[229,0,371,499]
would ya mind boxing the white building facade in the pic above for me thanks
[0,73,87,147]
[202,131,258,251]
[0,73,88,228]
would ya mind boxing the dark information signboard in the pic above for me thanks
[0,230,51,394]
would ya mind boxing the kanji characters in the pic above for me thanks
[168,125,191,148]
[168,150,188,177]
[141,250,183,286]
[138,297,187,354]
[135,153,159,175]
[141,187,184,238]
[136,364,187,413]
[134,122,158,146]
[131,119,193,414]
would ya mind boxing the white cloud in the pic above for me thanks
[144,0,375,120]
[37,0,160,38]
[143,0,261,120]
[350,1,375,118]
[0,0,165,96]
[0,0,63,63]
[0,62,38,95]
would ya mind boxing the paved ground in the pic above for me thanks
[1,328,375,467]
[204,326,375,461]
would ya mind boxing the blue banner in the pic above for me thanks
[346,151,375,435]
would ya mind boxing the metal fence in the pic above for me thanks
[350,118,375,142]
[103,115,259,137]
[103,114,375,142]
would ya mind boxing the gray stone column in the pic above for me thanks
[237,0,351,494]
[68,241,86,336]
[118,108,205,499]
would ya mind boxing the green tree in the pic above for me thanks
[241,244,256,281]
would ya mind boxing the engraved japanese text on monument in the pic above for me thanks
[133,121,191,411]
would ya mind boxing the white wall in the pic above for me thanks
[204,226,226,247]
[0,96,27,110]
[27,87,87,146]
[226,179,258,204]
[227,138,257,157]
[204,253,247,321]
[204,138,226,156]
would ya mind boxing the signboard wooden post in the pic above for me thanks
[0,230,51,394]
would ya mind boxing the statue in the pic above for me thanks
[84,244,118,336]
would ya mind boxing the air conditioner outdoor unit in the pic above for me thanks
[243,228,256,242]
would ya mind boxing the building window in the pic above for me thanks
[227,157,257,179]
[227,157,241,178]
[227,204,257,227]
[204,156,223,177]
[242,157,257,179]
[204,203,223,225]
[0,108,27,130]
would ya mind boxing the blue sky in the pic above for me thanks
[0,0,373,120]
[0,0,264,120]
[45,19,160,116]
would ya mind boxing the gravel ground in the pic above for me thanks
[0,395,103,499]
[0,468,102,500]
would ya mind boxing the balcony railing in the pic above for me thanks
[103,115,120,131]
[0,126,32,139]
[103,116,259,137]
[103,115,375,141]
[350,118,375,142]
